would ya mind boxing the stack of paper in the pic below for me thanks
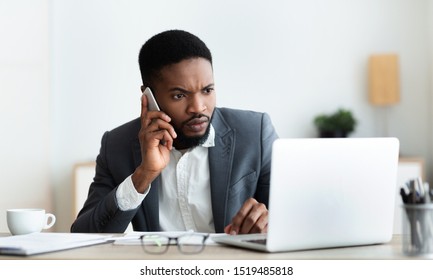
[0,233,111,256]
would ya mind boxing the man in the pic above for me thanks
[71,30,278,234]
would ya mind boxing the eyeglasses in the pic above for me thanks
[140,233,209,254]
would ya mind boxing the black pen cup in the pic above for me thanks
[402,204,433,257]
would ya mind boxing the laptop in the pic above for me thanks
[213,137,400,252]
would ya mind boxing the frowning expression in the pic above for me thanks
[148,57,216,149]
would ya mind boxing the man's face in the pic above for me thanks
[149,57,216,149]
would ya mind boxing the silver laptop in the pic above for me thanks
[213,137,400,252]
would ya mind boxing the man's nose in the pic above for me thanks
[187,94,207,114]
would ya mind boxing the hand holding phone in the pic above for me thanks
[141,86,173,148]
[142,87,160,111]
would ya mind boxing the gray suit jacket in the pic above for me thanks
[71,107,278,233]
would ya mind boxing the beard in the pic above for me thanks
[173,114,212,150]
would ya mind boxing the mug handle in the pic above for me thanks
[43,213,56,229]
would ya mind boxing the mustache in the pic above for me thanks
[183,114,210,126]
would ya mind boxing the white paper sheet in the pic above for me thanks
[0,232,111,256]
[108,231,224,246]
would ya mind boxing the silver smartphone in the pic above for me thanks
[143,87,160,111]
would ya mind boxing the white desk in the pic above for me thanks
[0,234,429,260]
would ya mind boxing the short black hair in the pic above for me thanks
[138,30,213,85]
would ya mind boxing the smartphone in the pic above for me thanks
[143,87,160,111]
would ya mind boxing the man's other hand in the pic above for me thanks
[224,198,268,235]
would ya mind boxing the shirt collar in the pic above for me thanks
[201,124,215,148]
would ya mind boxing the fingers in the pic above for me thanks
[140,94,177,146]
[141,94,171,125]
[226,198,268,235]
[140,93,148,122]
[224,224,232,235]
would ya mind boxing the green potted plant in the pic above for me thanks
[313,108,357,138]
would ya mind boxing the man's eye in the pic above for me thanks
[204,88,214,94]
[173,93,185,100]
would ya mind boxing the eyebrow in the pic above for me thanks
[168,83,215,94]
[204,83,215,89]
[169,87,189,94]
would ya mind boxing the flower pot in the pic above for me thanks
[319,130,348,138]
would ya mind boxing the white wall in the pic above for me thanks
[0,0,51,232]
[430,1,433,185]
[50,0,433,231]
[0,0,431,232]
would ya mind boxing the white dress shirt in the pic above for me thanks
[116,125,216,233]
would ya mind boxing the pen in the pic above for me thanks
[401,178,425,250]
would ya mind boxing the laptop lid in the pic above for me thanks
[213,137,400,252]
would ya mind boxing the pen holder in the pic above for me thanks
[402,204,433,257]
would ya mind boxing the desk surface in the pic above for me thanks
[0,234,429,260]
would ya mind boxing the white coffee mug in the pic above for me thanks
[6,208,56,235]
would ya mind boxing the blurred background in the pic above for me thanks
[0,0,432,232]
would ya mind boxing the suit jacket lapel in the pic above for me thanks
[209,109,235,233]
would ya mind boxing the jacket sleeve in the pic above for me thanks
[70,131,138,233]
[254,112,279,206]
